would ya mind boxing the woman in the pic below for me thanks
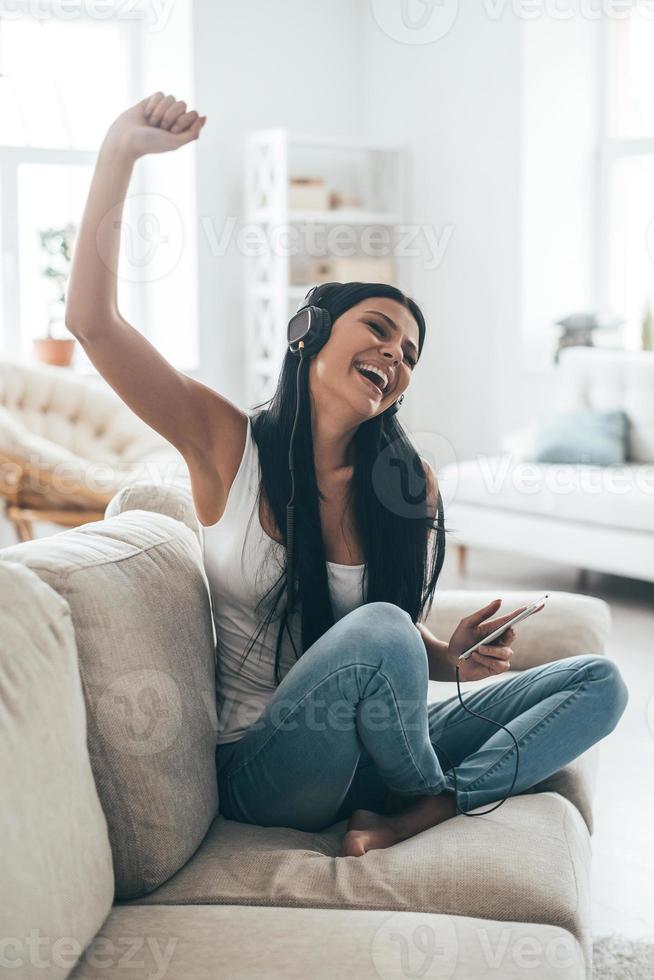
[66,92,629,858]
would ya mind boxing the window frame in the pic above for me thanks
[0,0,199,374]
[596,3,654,344]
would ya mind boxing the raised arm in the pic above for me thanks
[65,93,245,524]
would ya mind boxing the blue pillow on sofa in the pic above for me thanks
[529,410,629,465]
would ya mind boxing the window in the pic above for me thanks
[599,3,654,350]
[0,0,198,372]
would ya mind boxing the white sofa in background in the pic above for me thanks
[0,480,615,979]
[0,358,189,541]
[439,348,654,584]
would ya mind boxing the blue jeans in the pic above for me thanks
[215,602,629,831]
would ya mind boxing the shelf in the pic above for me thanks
[244,128,407,407]
[250,128,405,152]
[254,285,347,301]
[248,209,402,226]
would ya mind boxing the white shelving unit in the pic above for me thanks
[243,128,408,408]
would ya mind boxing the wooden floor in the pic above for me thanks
[438,545,654,940]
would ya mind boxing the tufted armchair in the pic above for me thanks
[0,358,190,541]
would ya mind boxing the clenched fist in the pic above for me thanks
[103,92,207,161]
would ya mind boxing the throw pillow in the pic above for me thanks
[528,410,629,465]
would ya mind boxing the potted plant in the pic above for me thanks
[33,221,78,367]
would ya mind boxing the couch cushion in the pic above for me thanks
[528,410,629,466]
[0,561,114,980]
[69,904,586,980]
[105,480,200,547]
[117,792,592,969]
[439,457,654,534]
[0,510,218,901]
[552,346,654,464]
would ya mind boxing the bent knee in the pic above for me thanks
[581,655,629,728]
[341,602,426,665]
[345,601,415,638]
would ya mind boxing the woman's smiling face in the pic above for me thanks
[307,297,420,419]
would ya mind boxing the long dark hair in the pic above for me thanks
[237,281,447,685]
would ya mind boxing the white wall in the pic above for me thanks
[192,0,362,404]
[359,6,599,464]
[192,1,599,465]
[518,14,599,425]
[358,3,522,463]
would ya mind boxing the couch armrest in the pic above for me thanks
[423,590,611,670]
[105,480,201,547]
[0,561,115,973]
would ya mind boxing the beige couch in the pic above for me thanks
[0,483,612,979]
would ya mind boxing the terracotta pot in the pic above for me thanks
[33,337,76,367]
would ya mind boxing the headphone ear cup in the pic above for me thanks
[288,306,332,357]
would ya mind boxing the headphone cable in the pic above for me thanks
[429,663,520,815]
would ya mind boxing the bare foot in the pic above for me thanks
[339,809,401,857]
[338,791,457,858]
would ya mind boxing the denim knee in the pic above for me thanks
[350,602,425,657]
[337,602,427,680]
[581,654,629,731]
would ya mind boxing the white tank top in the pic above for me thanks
[201,413,368,745]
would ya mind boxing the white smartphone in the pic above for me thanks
[457,593,550,662]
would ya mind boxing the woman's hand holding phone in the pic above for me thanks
[445,598,544,683]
